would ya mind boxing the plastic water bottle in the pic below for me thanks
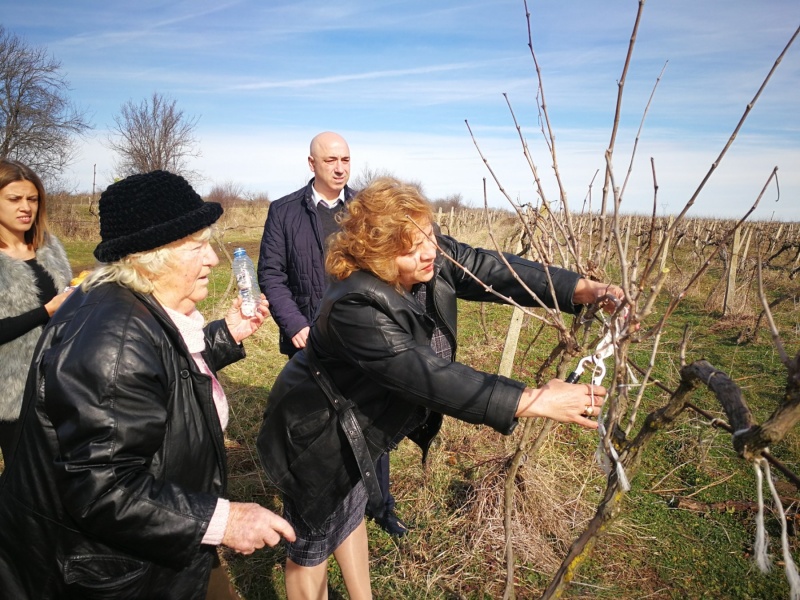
[232,247,260,317]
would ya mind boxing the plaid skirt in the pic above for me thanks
[282,480,368,567]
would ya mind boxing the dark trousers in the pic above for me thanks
[0,420,17,467]
[375,452,395,512]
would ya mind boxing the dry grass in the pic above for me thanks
[18,208,800,598]
[47,191,99,241]
[216,200,270,242]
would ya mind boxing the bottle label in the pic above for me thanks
[236,270,254,290]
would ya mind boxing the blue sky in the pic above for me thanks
[4,0,799,220]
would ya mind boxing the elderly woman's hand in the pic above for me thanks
[224,294,270,344]
[572,278,625,313]
[222,502,296,554]
[515,379,607,430]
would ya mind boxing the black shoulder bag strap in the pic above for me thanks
[304,344,386,520]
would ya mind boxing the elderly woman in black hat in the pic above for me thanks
[0,170,295,600]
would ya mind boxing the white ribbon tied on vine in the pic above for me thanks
[751,454,800,599]
[584,307,631,493]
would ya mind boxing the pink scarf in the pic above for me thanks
[163,307,229,431]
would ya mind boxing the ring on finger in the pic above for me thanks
[585,405,594,417]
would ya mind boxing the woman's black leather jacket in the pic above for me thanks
[0,283,245,599]
[258,233,582,529]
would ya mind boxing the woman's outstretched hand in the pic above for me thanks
[572,279,625,313]
[516,379,607,430]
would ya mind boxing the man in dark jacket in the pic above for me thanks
[257,132,408,537]
[258,131,355,358]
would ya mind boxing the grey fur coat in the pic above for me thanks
[0,235,71,421]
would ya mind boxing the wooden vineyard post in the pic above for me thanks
[723,226,742,315]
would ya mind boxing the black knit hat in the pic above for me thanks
[94,170,223,262]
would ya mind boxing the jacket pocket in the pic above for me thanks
[63,554,149,600]
[294,294,311,318]
[288,407,331,444]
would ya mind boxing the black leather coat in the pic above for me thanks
[0,283,245,599]
[257,234,583,529]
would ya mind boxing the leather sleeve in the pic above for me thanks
[437,234,583,313]
[326,291,523,434]
[204,318,246,372]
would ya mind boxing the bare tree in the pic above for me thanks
[206,180,246,208]
[349,164,395,191]
[350,163,425,194]
[107,92,200,179]
[0,26,92,182]
[431,192,468,211]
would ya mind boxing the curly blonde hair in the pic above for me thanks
[326,177,433,288]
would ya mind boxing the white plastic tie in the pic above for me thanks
[763,459,800,599]
[587,317,631,493]
[753,460,771,573]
